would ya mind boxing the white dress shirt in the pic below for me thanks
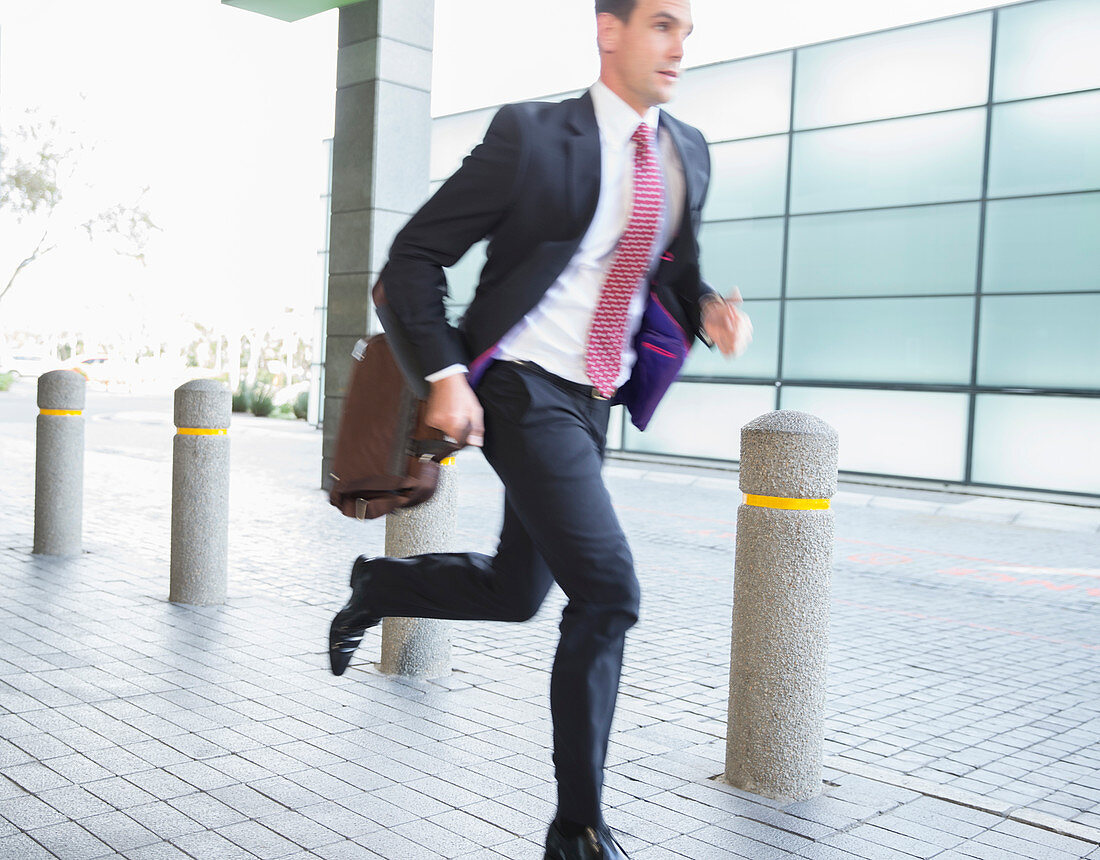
[427,81,686,388]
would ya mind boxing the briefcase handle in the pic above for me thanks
[409,438,461,462]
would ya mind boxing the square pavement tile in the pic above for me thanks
[281,766,363,801]
[393,816,483,857]
[79,809,161,853]
[83,775,158,810]
[170,829,259,860]
[355,827,440,860]
[123,842,194,860]
[974,825,1097,859]
[167,793,249,830]
[428,808,518,848]
[218,819,306,859]
[0,832,57,860]
[26,821,113,860]
[255,809,344,851]
[124,801,206,841]
[294,801,382,841]
[35,784,115,820]
[0,794,69,831]
[308,841,389,859]
[2,761,73,794]
[124,768,201,801]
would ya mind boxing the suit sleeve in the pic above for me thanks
[380,106,527,376]
[674,127,721,343]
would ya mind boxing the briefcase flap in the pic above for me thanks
[328,334,458,520]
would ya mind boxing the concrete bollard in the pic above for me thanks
[380,459,456,679]
[33,370,87,556]
[725,410,838,801]
[170,380,231,605]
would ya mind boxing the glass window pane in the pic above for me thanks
[987,91,1100,197]
[699,219,784,299]
[430,108,495,180]
[790,110,986,213]
[674,53,792,142]
[977,294,1100,389]
[787,204,980,297]
[779,387,969,480]
[994,0,1100,102]
[984,192,1100,293]
[795,13,991,129]
[443,240,487,321]
[682,300,779,379]
[622,382,776,461]
[972,394,1100,494]
[607,405,624,451]
[783,297,974,384]
[704,136,789,220]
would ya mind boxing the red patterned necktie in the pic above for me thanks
[586,122,663,398]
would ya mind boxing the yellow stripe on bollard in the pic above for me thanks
[440,457,456,466]
[39,409,82,416]
[744,493,830,511]
[177,428,228,436]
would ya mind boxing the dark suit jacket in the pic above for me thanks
[380,90,716,406]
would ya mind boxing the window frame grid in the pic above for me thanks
[624,1,1100,497]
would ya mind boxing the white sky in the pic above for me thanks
[431,0,1005,115]
[0,0,1004,348]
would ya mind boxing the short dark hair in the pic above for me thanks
[596,0,636,23]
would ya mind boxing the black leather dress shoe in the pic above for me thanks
[544,820,630,859]
[328,555,381,676]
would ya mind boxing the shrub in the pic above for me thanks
[0,372,13,392]
[231,383,251,413]
[293,390,309,420]
[250,387,275,417]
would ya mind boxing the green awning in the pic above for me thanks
[222,0,364,23]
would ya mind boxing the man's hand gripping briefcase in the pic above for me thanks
[328,281,459,520]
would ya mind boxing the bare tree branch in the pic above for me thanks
[0,229,57,305]
[0,112,154,305]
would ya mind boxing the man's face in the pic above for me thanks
[598,0,693,115]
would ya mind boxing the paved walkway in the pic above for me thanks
[1,384,1099,859]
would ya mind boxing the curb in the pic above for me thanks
[603,465,1100,535]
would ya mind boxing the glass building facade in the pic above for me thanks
[429,0,1100,496]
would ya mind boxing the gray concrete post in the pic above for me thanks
[321,0,435,490]
[725,410,839,801]
[33,370,86,556]
[170,380,231,605]
[380,458,455,678]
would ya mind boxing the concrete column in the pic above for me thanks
[170,380,231,605]
[380,460,455,678]
[321,0,435,489]
[725,410,838,801]
[33,370,86,556]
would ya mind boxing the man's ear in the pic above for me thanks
[596,12,620,54]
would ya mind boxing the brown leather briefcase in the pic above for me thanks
[328,334,458,520]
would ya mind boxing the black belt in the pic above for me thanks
[507,360,611,401]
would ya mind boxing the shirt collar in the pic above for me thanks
[590,81,660,150]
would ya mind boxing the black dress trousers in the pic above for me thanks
[362,360,641,824]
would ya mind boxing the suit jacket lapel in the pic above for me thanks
[565,92,602,226]
[562,97,707,235]
[660,112,706,214]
